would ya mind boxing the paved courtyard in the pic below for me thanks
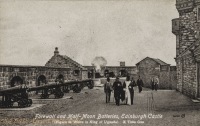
[0,86,200,126]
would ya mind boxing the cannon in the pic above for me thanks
[28,83,64,99]
[28,79,94,99]
[0,79,94,108]
[0,86,32,108]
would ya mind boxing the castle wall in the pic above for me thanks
[173,0,200,98]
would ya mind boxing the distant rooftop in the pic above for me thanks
[136,57,169,66]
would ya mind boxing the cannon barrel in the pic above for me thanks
[28,79,93,92]
[0,86,31,108]
[0,86,28,95]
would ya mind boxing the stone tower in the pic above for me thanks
[172,0,200,98]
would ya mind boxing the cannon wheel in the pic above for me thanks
[73,84,81,93]
[63,86,70,93]
[54,92,64,98]
[88,81,94,89]
[79,83,85,90]
[0,100,2,108]
[27,99,32,107]
[40,94,49,99]
[8,102,14,108]
[18,99,28,108]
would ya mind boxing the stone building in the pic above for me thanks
[0,47,89,90]
[0,65,70,89]
[45,47,88,80]
[136,57,177,89]
[172,0,200,98]
[84,62,137,79]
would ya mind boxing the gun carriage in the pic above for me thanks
[0,86,32,108]
[0,79,94,108]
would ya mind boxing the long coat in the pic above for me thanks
[112,81,123,98]
[104,82,112,93]
[137,79,143,92]
[129,80,135,93]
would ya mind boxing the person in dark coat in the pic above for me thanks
[151,77,155,90]
[112,77,122,106]
[104,77,113,103]
[137,76,143,93]
[129,77,136,105]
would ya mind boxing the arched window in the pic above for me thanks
[10,76,23,87]
[74,70,80,76]
[37,75,46,86]
[56,74,64,83]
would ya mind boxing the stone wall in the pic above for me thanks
[136,58,160,88]
[170,66,178,90]
[0,66,71,89]
[173,0,200,98]
[45,55,85,80]
[136,58,177,89]
[177,53,198,98]
[84,66,137,78]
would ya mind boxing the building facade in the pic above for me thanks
[172,0,200,98]
[0,65,71,90]
[136,57,177,89]
[0,47,88,90]
[84,62,137,79]
[45,47,88,80]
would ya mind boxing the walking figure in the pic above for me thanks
[137,76,144,93]
[112,77,122,106]
[104,77,113,103]
[151,77,154,90]
[154,76,159,91]
[122,76,134,105]
[129,77,135,105]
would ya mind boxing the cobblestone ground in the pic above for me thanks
[0,86,200,126]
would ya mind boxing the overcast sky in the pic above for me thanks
[0,0,178,66]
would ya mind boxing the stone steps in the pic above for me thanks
[191,98,200,103]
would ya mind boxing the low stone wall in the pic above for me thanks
[100,77,126,85]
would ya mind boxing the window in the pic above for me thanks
[160,65,169,71]
[74,70,80,76]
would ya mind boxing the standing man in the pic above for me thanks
[154,76,159,91]
[104,77,113,103]
[137,76,144,93]
[112,77,122,106]
[129,77,135,105]
[151,77,154,90]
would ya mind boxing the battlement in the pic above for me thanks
[175,0,200,13]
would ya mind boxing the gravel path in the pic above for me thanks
[1,87,200,126]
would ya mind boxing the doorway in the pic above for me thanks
[10,76,23,87]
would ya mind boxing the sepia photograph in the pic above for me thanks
[0,0,200,125]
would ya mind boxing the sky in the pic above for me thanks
[0,0,178,66]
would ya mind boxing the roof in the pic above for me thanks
[60,55,86,70]
[0,64,71,69]
[151,58,169,65]
[84,66,136,68]
[105,66,136,68]
[136,57,169,66]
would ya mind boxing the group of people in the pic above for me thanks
[104,76,144,106]
[151,76,159,91]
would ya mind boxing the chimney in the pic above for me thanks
[120,61,125,67]
[54,47,59,56]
